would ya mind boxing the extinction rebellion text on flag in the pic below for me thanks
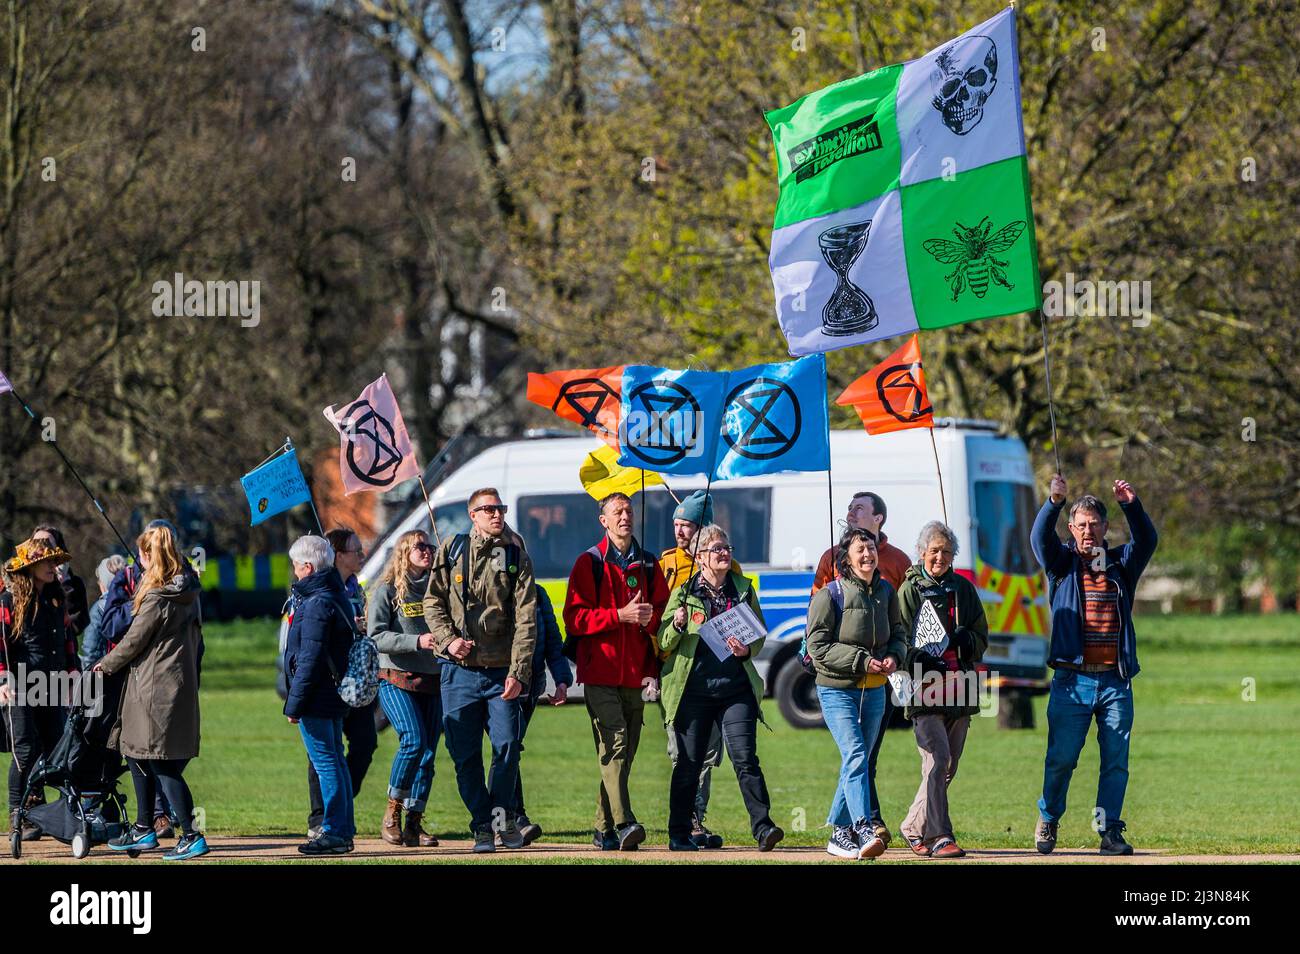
[788,112,884,183]
[50,885,151,934]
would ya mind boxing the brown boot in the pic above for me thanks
[381,797,404,846]
[402,809,438,847]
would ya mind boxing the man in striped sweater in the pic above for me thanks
[1031,474,1158,857]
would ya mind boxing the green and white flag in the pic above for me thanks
[766,6,1041,356]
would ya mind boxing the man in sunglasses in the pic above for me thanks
[1031,474,1158,857]
[423,487,536,853]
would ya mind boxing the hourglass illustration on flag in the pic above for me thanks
[817,221,878,336]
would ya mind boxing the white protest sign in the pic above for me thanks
[697,602,767,663]
[888,599,950,705]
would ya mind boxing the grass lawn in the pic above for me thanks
[5,613,1297,855]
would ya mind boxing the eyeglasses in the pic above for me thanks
[702,545,733,555]
[472,504,508,515]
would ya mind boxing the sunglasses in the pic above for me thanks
[411,542,433,552]
[472,504,508,515]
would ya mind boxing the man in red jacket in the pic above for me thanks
[563,492,668,851]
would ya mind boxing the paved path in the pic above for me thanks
[5,834,1296,864]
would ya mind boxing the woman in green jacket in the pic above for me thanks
[657,524,783,853]
[806,527,907,860]
[895,521,988,859]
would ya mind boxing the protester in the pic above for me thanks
[657,489,742,848]
[658,524,783,852]
[810,491,910,847]
[300,527,378,840]
[32,526,90,640]
[423,489,537,853]
[563,492,668,851]
[80,555,126,669]
[98,526,207,861]
[1032,475,1157,856]
[282,534,357,855]
[896,522,988,859]
[806,527,906,860]
[368,530,441,848]
[1,539,80,841]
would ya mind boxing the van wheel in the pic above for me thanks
[998,690,1035,729]
[774,662,824,729]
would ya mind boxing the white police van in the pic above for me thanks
[358,421,1051,728]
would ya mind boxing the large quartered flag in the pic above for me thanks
[766,7,1040,356]
[241,447,313,526]
[836,333,934,435]
[323,373,422,495]
[617,366,727,477]
[526,366,624,446]
[714,354,830,479]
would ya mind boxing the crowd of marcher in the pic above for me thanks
[1,471,1156,859]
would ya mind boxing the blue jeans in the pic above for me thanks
[817,684,886,827]
[441,664,522,833]
[378,680,442,813]
[1038,668,1134,829]
[827,691,893,826]
[298,716,355,839]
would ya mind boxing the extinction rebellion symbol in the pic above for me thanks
[723,377,801,460]
[341,399,404,487]
[257,498,269,514]
[554,377,619,438]
[877,362,932,424]
[625,379,701,467]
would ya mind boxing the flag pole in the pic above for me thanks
[1038,309,1063,476]
[826,414,836,559]
[2,383,137,562]
[284,437,325,535]
[416,473,441,547]
[928,427,949,526]
[639,467,646,546]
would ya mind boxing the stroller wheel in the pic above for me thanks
[10,829,20,860]
[72,823,91,859]
[126,848,141,858]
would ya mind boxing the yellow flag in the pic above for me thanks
[580,444,663,500]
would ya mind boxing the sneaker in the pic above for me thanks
[855,817,886,859]
[497,818,526,849]
[904,832,931,857]
[930,837,966,859]
[872,821,893,847]
[826,825,859,859]
[593,829,618,851]
[297,833,351,855]
[616,822,646,851]
[669,835,699,851]
[152,814,175,839]
[756,825,785,852]
[163,832,210,861]
[1100,822,1134,856]
[1035,818,1058,854]
[472,826,496,853]
[516,814,542,846]
[690,814,724,849]
[108,824,159,852]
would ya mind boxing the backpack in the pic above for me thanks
[798,578,844,674]
[561,545,605,662]
[446,532,523,642]
[317,592,378,708]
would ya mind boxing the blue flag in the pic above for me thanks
[713,354,830,480]
[241,448,313,526]
[618,366,727,477]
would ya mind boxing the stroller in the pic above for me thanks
[8,677,129,860]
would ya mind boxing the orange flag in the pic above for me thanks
[526,366,625,445]
[835,334,933,435]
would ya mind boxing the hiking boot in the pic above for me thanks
[826,825,859,859]
[109,824,160,852]
[152,814,175,840]
[472,826,496,854]
[10,809,40,843]
[298,833,351,855]
[669,835,699,851]
[1100,821,1134,856]
[402,809,438,847]
[497,818,526,849]
[163,832,210,861]
[515,814,542,846]
[593,829,618,851]
[1035,818,1058,854]
[930,837,966,859]
[617,822,646,851]
[855,817,886,860]
[690,813,724,849]
[757,825,785,852]
[381,797,404,845]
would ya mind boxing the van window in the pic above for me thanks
[974,481,1037,576]
[516,488,772,580]
[407,501,470,544]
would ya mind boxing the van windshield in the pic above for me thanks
[974,481,1037,576]
[516,488,772,579]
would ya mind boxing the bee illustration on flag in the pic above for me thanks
[922,216,1027,301]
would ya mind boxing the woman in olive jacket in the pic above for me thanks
[806,527,907,861]
[895,521,988,859]
[657,524,783,853]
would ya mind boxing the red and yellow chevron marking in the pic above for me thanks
[970,557,1048,636]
